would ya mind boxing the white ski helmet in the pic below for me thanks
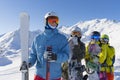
[44,11,59,25]
[71,26,81,33]
[44,11,58,19]
[71,26,82,37]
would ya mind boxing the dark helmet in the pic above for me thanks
[91,31,100,36]
[91,31,100,40]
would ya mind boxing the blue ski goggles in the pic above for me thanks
[91,35,100,40]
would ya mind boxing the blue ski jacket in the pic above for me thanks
[29,28,70,79]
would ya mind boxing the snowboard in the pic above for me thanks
[68,59,86,80]
[20,12,29,80]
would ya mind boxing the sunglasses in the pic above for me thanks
[47,16,59,24]
[91,35,100,40]
[71,31,81,37]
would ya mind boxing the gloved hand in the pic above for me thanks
[44,51,57,62]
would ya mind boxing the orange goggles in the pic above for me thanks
[71,31,81,37]
[47,16,59,24]
[72,31,81,36]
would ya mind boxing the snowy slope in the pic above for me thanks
[0,29,41,80]
[0,19,120,80]
[0,29,41,66]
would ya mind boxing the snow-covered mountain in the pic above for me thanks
[0,18,120,80]
[60,18,120,54]
[0,29,42,65]
[0,29,41,49]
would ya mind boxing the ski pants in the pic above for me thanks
[98,71,107,80]
[34,75,61,80]
[106,72,114,80]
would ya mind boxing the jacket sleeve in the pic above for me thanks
[106,46,115,66]
[98,44,107,64]
[56,37,70,63]
[85,44,90,60]
[28,38,37,67]
[79,42,86,59]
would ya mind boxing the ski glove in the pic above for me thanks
[44,51,57,62]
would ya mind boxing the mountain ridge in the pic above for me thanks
[0,18,120,59]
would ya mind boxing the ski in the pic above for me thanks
[20,12,29,80]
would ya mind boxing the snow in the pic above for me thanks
[0,56,12,66]
[0,19,120,80]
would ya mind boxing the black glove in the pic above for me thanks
[44,51,57,62]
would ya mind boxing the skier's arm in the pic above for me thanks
[76,42,86,59]
[80,42,86,59]
[85,44,90,60]
[29,39,37,67]
[98,44,107,64]
[56,37,70,63]
[106,46,115,66]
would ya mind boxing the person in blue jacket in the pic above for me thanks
[29,12,70,80]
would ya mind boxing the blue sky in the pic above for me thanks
[0,0,120,34]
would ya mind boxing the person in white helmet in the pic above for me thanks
[62,26,88,80]
[28,12,70,80]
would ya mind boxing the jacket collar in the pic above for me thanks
[44,26,58,39]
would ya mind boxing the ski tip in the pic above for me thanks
[20,12,30,23]
[20,12,29,17]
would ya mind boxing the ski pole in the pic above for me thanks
[46,46,52,80]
